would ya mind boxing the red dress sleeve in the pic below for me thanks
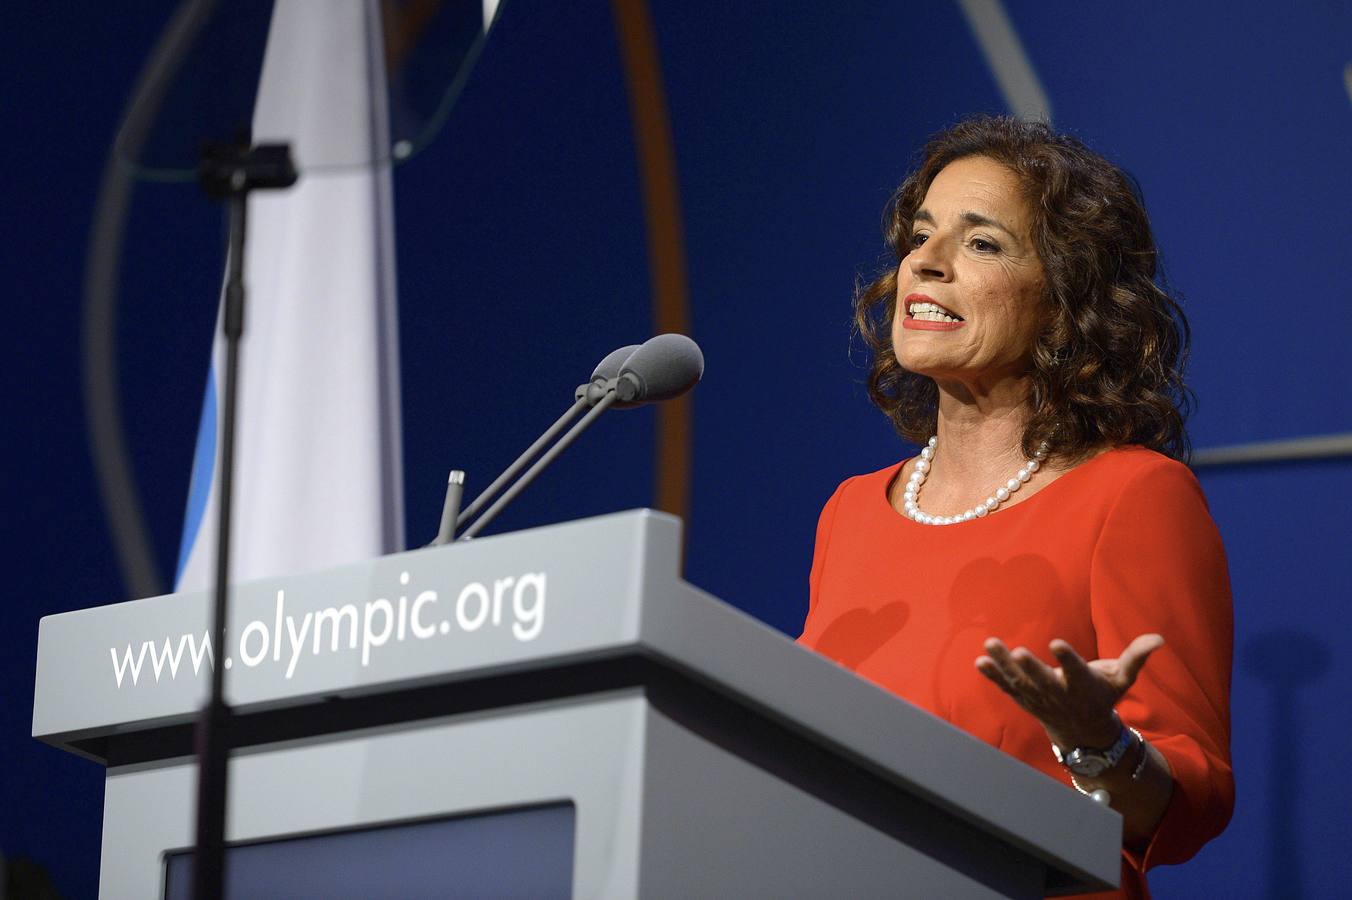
[806,478,851,621]
[1089,456,1235,870]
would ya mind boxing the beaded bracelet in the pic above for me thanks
[1128,728,1149,781]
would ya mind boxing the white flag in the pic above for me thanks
[175,0,404,591]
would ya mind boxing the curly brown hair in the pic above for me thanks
[855,115,1192,464]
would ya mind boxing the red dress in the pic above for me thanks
[797,446,1234,899]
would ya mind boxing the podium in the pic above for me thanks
[33,510,1119,897]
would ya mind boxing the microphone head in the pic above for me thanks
[616,333,704,403]
[591,344,641,382]
[577,343,642,406]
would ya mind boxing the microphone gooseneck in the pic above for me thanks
[458,390,621,540]
[452,334,704,541]
[454,343,644,535]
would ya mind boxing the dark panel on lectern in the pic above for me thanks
[163,802,574,900]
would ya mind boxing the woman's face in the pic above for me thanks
[892,155,1046,392]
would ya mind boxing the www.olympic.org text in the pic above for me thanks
[109,570,546,688]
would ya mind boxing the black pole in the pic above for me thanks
[192,143,296,900]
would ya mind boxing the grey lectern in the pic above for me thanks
[33,510,1119,898]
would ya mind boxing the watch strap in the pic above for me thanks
[1051,715,1134,776]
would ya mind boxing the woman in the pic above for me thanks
[798,117,1233,898]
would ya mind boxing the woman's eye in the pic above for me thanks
[971,237,1000,253]
[909,233,929,248]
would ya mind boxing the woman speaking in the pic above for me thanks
[798,117,1233,898]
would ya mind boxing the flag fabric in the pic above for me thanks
[175,0,404,591]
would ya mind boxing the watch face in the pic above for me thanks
[1065,750,1109,777]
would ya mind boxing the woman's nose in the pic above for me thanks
[907,238,951,281]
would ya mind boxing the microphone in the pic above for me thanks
[456,334,704,540]
[443,343,641,543]
[613,332,703,404]
[577,343,641,406]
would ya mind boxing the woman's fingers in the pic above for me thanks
[1116,633,1165,687]
[975,656,1030,706]
[1050,639,1098,692]
[975,656,1019,698]
[979,634,1166,746]
[983,638,1026,689]
[1011,646,1060,695]
[982,638,1062,709]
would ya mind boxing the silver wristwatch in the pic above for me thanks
[1051,717,1134,778]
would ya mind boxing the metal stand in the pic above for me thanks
[191,142,296,900]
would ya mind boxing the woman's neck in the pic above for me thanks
[930,376,1034,486]
[890,376,1102,517]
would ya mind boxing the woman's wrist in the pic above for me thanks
[1072,737,1175,848]
[1047,710,1124,755]
[1067,726,1148,794]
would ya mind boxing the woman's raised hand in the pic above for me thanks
[975,634,1164,750]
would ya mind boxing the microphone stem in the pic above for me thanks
[430,470,465,546]
[457,395,588,526]
[458,390,619,540]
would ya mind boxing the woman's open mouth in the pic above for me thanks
[903,295,965,330]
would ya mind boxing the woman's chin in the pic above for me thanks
[895,351,948,377]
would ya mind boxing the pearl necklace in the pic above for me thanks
[902,436,1049,526]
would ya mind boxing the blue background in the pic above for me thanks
[3,2,1349,896]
